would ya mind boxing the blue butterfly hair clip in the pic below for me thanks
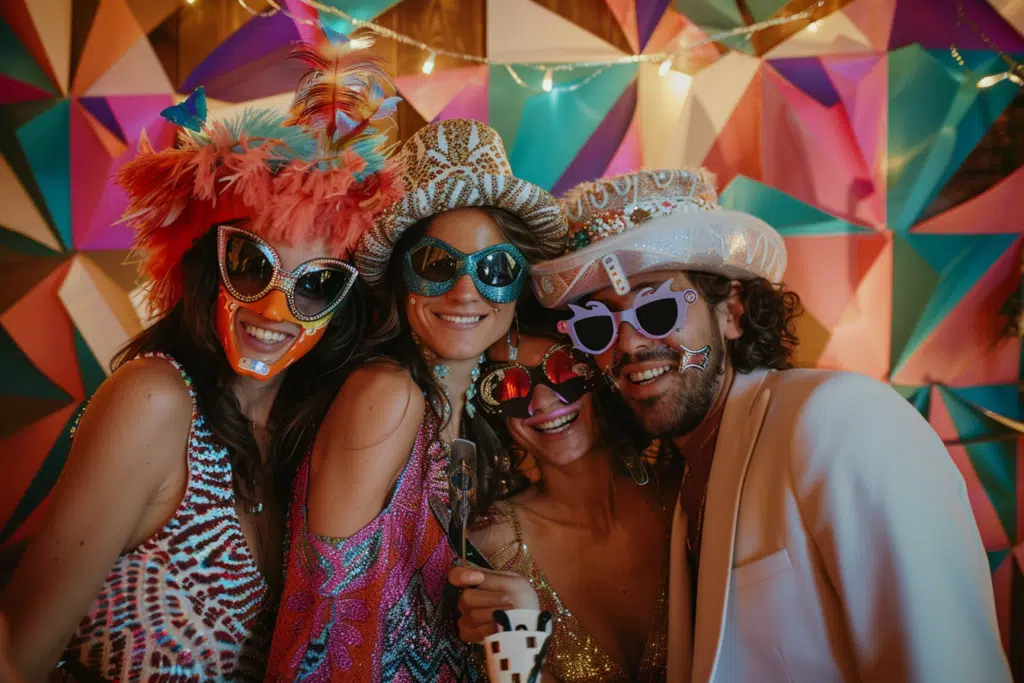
[161,86,208,132]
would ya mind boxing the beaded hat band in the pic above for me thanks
[530,169,787,309]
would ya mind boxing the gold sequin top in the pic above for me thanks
[485,501,669,683]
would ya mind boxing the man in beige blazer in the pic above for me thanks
[530,168,1011,683]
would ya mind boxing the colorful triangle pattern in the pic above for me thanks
[0,0,1022,664]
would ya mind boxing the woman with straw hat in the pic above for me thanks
[266,118,567,682]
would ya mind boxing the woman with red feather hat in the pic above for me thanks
[0,39,404,682]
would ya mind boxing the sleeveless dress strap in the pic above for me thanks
[485,501,532,572]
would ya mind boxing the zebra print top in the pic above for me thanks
[61,353,272,682]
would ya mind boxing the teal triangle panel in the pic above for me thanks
[744,0,788,23]
[16,100,71,250]
[720,176,872,237]
[940,386,1016,542]
[315,0,401,39]
[0,20,57,95]
[988,549,1011,574]
[887,47,1022,232]
[671,0,744,33]
[74,328,106,397]
[0,404,78,546]
[0,227,61,258]
[492,64,638,192]
[893,385,931,416]
[950,385,1024,422]
[890,236,939,376]
[0,325,70,402]
[893,234,1019,375]
[489,65,531,156]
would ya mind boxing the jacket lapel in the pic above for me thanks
[665,501,693,683]
[690,368,773,683]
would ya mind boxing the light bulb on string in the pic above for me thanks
[659,57,674,77]
[806,20,820,33]
[542,69,553,92]
[977,71,1009,88]
[421,51,436,75]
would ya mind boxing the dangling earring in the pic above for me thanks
[506,312,520,361]
[464,355,485,418]
[409,296,417,306]
[411,330,485,421]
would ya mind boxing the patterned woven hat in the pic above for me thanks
[354,119,567,288]
[530,168,786,309]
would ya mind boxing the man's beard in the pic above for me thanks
[615,333,726,438]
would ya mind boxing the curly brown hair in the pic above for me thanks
[686,271,803,373]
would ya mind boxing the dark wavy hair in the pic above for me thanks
[113,226,375,505]
[686,271,802,373]
[471,292,654,516]
[368,206,564,513]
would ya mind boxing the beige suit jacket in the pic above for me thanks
[666,368,1010,683]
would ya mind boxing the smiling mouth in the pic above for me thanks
[434,312,486,325]
[532,409,580,434]
[626,365,673,385]
[240,321,296,349]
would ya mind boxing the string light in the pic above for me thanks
[977,69,1024,88]
[806,20,819,33]
[977,72,1008,88]
[950,0,1023,90]
[237,0,826,93]
[421,51,436,75]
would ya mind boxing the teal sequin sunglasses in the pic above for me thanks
[402,237,528,304]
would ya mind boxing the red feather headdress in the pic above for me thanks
[118,37,405,315]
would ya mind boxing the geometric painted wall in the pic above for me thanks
[1,0,1023,665]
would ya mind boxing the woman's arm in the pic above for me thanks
[0,359,192,681]
[307,361,425,538]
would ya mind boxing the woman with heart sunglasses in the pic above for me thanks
[0,42,402,683]
[448,305,681,683]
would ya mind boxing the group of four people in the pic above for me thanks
[0,39,1011,683]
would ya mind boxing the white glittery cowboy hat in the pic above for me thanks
[529,168,787,309]
[355,118,568,288]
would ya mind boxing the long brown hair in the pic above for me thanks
[367,206,564,510]
[113,227,374,505]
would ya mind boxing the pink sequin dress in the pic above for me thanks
[266,410,477,682]
[60,354,273,682]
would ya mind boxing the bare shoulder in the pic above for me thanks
[80,357,193,446]
[321,358,426,452]
[308,361,427,537]
[69,356,193,489]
